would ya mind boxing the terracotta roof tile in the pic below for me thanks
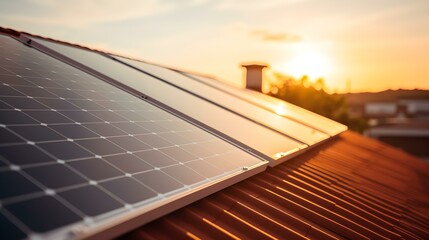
[123,131,429,239]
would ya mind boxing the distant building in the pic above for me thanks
[364,102,397,118]
[349,99,429,119]
[365,121,429,160]
[345,94,429,160]
[399,99,429,118]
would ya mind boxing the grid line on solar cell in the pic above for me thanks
[0,35,264,239]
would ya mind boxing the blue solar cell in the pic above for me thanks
[58,186,123,217]
[0,144,55,165]
[0,214,27,240]
[24,164,87,189]
[100,177,157,204]
[134,170,184,194]
[68,158,123,181]
[5,196,81,233]
[0,170,42,199]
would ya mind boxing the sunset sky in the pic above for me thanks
[1,0,428,93]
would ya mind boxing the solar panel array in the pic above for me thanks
[0,30,348,239]
[0,35,266,240]
[32,37,308,161]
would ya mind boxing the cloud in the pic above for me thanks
[215,0,309,11]
[222,23,301,43]
[186,0,210,6]
[1,0,183,27]
[251,29,301,43]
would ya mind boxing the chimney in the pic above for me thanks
[241,63,268,92]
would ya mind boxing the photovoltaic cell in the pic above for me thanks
[99,177,157,204]
[9,125,65,141]
[58,186,123,216]
[104,154,152,173]
[0,35,265,239]
[0,170,42,199]
[31,36,307,160]
[0,145,55,165]
[0,214,27,240]
[134,171,183,194]
[0,128,24,144]
[5,196,82,233]
[23,164,87,189]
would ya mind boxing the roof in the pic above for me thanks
[241,63,269,69]
[376,121,429,130]
[125,131,429,240]
[1,27,428,240]
[366,121,429,137]
[345,90,429,106]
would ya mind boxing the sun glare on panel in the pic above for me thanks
[274,104,289,116]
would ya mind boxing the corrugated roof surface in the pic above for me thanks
[123,131,429,240]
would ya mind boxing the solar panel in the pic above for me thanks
[113,56,330,145]
[182,72,348,136]
[0,34,267,239]
[28,36,308,162]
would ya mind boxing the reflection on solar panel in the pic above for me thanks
[29,36,308,161]
[113,56,330,145]
[0,35,266,239]
[182,72,348,136]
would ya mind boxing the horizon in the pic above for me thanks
[1,0,428,93]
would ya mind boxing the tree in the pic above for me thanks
[268,72,368,132]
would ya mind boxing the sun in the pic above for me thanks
[287,51,331,79]
[274,44,332,80]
